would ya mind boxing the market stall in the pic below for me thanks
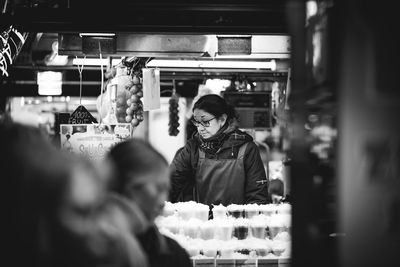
[156,201,291,267]
[1,3,293,266]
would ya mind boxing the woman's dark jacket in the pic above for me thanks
[169,127,268,205]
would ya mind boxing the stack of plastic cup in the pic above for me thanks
[212,204,228,220]
[271,240,287,256]
[219,246,235,258]
[200,220,215,240]
[175,204,194,221]
[276,203,291,215]
[244,204,260,219]
[250,222,267,239]
[249,214,268,239]
[162,201,176,217]
[186,245,201,257]
[214,219,234,241]
[227,204,244,218]
[233,218,249,240]
[194,203,210,222]
[259,204,278,217]
[182,218,201,239]
[158,215,181,234]
[202,240,220,258]
[268,214,286,239]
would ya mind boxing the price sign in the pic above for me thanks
[60,123,131,161]
[68,105,97,124]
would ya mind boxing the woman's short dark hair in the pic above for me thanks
[192,94,238,121]
[106,139,168,195]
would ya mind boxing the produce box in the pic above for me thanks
[193,258,216,267]
[257,259,279,267]
[215,259,235,267]
[235,259,257,267]
[278,258,291,267]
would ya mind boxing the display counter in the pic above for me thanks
[191,257,290,267]
[156,201,292,266]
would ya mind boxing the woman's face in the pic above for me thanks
[127,165,170,222]
[192,109,227,139]
[59,164,105,236]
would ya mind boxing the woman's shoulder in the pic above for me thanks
[178,138,199,154]
[162,234,192,266]
[225,129,254,145]
[172,138,199,164]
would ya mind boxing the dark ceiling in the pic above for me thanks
[1,0,291,97]
[3,0,289,34]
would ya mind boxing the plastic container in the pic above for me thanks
[200,221,215,240]
[174,201,197,220]
[256,247,270,257]
[214,222,233,241]
[162,201,176,217]
[227,204,244,218]
[269,226,285,239]
[183,223,200,239]
[259,204,278,216]
[268,214,289,239]
[167,224,181,235]
[194,204,210,222]
[244,204,260,219]
[219,246,235,258]
[276,203,292,215]
[186,246,201,257]
[202,248,218,258]
[176,208,194,220]
[212,204,228,220]
[250,225,267,239]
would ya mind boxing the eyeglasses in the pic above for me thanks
[190,117,216,128]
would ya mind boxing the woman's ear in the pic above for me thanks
[219,114,228,126]
[124,180,140,200]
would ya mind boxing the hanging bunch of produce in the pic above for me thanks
[168,80,180,136]
[97,57,146,128]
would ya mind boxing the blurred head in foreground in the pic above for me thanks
[106,139,171,222]
[0,122,115,267]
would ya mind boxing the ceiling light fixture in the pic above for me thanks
[146,59,277,71]
[72,58,123,66]
[79,33,116,37]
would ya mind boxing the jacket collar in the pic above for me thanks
[193,120,253,152]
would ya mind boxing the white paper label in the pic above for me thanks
[142,68,160,111]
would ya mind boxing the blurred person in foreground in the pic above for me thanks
[0,122,147,267]
[105,139,192,267]
[169,94,268,205]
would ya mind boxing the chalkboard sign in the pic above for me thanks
[68,105,97,124]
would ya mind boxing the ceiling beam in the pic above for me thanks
[4,1,289,34]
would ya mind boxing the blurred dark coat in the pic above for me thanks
[137,226,192,267]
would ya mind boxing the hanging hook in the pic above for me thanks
[144,57,154,68]
[98,42,105,125]
[131,57,140,70]
[75,55,86,106]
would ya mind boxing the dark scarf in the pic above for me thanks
[198,123,230,154]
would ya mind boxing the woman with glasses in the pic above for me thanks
[169,94,268,206]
